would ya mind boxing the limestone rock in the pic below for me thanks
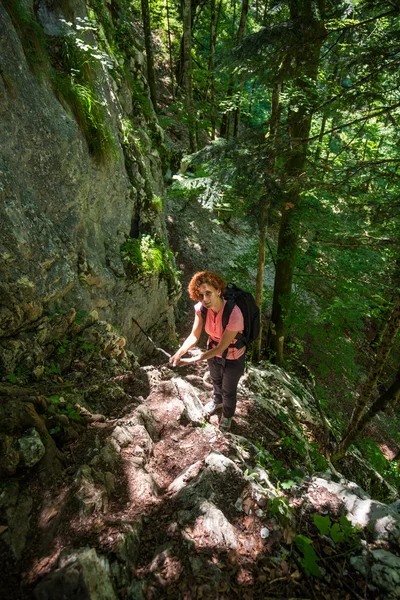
[205,451,242,474]
[132,404,159,441]
[115,521,143,566]
[34,547,117,600]
[18,428,45,467]
[0,1,178,359]
[339,450,398,503]
[196,499,238,549]
[0,481,33,560]
[241,365,321,426]
[308,477,400,542]
[75,465,110,516]
[351,549,400,600]
[0,434,20,475]
[173,377,205,425]
[168,460,203,494]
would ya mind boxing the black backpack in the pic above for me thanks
[200,284,260,356]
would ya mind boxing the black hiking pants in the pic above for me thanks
[207,354,245,418]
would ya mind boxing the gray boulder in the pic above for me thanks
[351,549,400,600]
[34,547,117,600]
[18,428,45,467]
[308,477,400,542]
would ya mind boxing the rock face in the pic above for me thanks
[0,0,180,371]
[34,547,118,600]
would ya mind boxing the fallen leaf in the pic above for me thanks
[285,202,295,210]
[281,560,289,574]
[291,570,301,579]
[283,527,296,544]
[242,498,254,515]
[44,508,58,523]
[243,515,256,529]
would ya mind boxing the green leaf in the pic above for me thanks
[7,374,17,383]
[49,426,61,435]
[330,523,345,543]
[281,479,297,489]
[48,395,60,404]
[338,514,354,536]
[295,535,322,578]
[313,514,331,536]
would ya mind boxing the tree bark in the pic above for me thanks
[332,369,400,462]
[220,0,249,138]
[252,82,281,362]
[175,0,206,88]
[183,0,197,152]
[209,0,223,139]
[165,0,175,99]
[141,0,157,111]
[267,16,326,364]
[339,293,400,444]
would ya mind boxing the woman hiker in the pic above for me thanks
[169,270,245,431]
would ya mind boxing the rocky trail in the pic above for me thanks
[1,313,400,600]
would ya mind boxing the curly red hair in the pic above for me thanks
[188,271,226,301]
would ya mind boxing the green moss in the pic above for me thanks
[51,31,117,162]
[88,0,114,45]
[3,0,49,76]
[53,72,116,162]
[4,0,116,163]
[152,195,163,213]
[121,235,180,292]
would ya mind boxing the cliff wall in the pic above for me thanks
[0,0,180,375]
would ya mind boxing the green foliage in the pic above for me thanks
[74,309,88,324]
[4,0,49,75]
[255,440,304,488]
[312,513,360,544]
[47,394,82,421]
[269,496,294,527]
[45,362,62,375]
[121,234,180,286]
[6,366,30,383]
[294,535,322,578]
[152,195,163,213]
[354,437,400,492]
[52,21,117,162]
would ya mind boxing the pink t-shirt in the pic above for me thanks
[195,300,245,360]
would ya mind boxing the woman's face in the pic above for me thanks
[198,283,222,311]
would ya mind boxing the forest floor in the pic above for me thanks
[2,354,398,600]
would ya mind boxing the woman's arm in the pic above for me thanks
[178,328,239,365]
[169,313,203,366]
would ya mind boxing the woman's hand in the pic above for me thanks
[169,352,183,367]
[169,353,203,367]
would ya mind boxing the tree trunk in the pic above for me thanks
[267,16,326,365]
[341,293,400,439]
[165,0,175,99]
[209,0,222,139]
[183,0,197,152]
[314,114,327,161]
[332,369,400,463]
[141,0,157,111]
[220,0,249,138]
[252,82,281,362]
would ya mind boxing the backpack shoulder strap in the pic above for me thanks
[200,305,207,322]
[222,299,235,330]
